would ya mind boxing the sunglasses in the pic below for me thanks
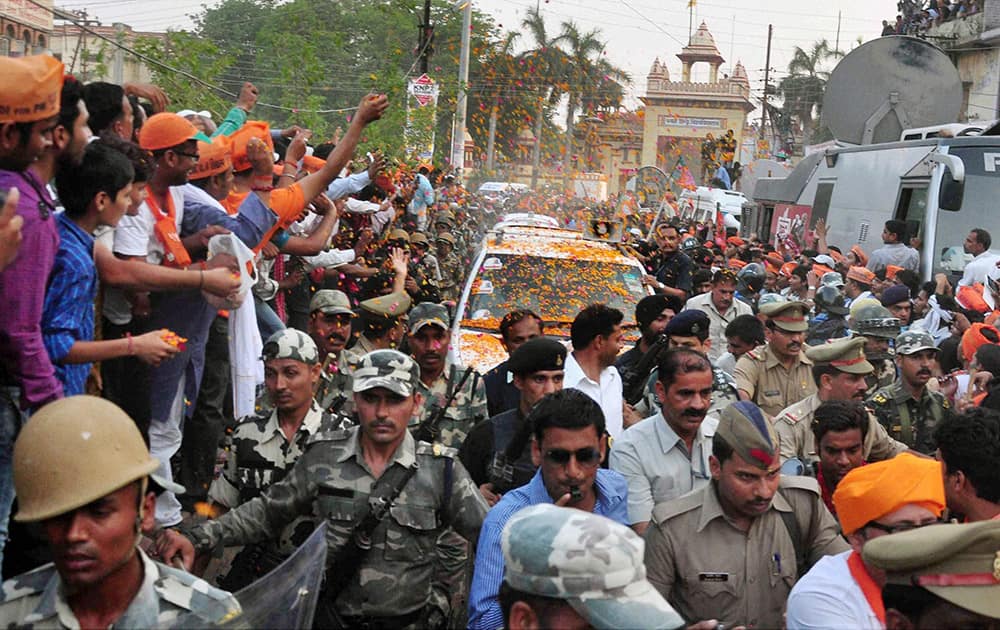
[543,447,602,467]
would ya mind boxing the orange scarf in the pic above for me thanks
[847,550,885,625]
[147,192,192,268]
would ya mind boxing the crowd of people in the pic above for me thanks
[2,52,1000,629]
[883,0,982,36]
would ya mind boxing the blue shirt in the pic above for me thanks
[467,467,629,629]
[42,213,97,396]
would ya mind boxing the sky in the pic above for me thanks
[57,0,900,122]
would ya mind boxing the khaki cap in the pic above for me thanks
[862,520,1000,619]
[435,210,455,225]
[359,291,412,320]
[716,401,780,469]
[804,336,874,374]
[388,228,410,243]
[436,232,456,246]
[759,300,809,332]
[309,289,354,316]
[410,232,429,245]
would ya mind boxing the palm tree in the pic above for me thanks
[520,6,567,189]
[777,39,842,147]
[484,31,519,173]
[553,21,605,187]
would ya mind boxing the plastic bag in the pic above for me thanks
[204,233,258,310]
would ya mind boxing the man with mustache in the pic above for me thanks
[734,300,817,417]
[308,289,359,416]
[683,268,753,362]
[774,336,908,470]
[868,331,951,453]
[645,401,848,629]
[610,348,716,536]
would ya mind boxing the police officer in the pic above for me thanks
[0,396,240,628]
[863,520,1000,627]
[734,300,816,417]
[642,223,691,300]
[352,291,412,356]
[772,335,908,470]
[159,350,489,628]
[851,301,901,392]
[435,233,463,302]
[211,329,349,590]
[867,330,950,454]
[408,302,488,449]
[459,337,566,504]
[308,289,357,415]
[644,401,848,628]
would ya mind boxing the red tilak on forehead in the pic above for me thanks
[749,448,774,468]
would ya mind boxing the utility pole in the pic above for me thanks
[760,24,773,144]
[418,0,432,75]
[450,1,472,174]
[835,10,842,54]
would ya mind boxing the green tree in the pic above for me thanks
[777,39,842,148]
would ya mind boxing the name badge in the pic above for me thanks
[763,390,780,397]
[698,572,729,582]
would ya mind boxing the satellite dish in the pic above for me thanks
[822,36,962,145]
[741,158,792,202]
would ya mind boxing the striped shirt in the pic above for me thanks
[42,213,97,397]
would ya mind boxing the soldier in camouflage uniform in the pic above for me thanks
[434,211,467,258]
[867,330,951,454]
[409,232,441,285]
[435,233,464,302]
[499,503,685,630]
[160,350,488,628]
[408,302,488,449]
[211,329,351,590]
[0,396,240,628]
[351,291,412,357]
[308,289,357,416]
[851,302,901,393]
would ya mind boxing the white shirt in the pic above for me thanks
[609,411,717,524]
[959,250,1000,287]
[786,551,883,630]
[114,187,187,264]
[683,292,753,362]
[564,352,624,439]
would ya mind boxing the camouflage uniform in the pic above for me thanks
[867,330,950,454]
[0,549,239,629]
[315,351,356,417]
[501,504,685,629]
[435,233,463,302]
[182,350,488,625]
[412,360,488,449]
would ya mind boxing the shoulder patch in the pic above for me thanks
[779,474,821,496]
[745,347,764,361]
[416,440,458,459]
[306,426,351,445]
[869,392,888,405]
[650,488,704,524]
[154,562,242,624]
[0,564,55,603]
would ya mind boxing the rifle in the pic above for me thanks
[621,334,670,406]
[487,414,534,494]
[412,366,474,443]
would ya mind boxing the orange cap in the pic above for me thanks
[765,252,785,268]
[813,263,834,277]
[765,261,780,275]
[847,266,876,285]
[833,453,945,536]
[0,55,64,123]
[850,245,869,267]
[728,258,747,270]
[301,155,325,174]
[189,136,232,180]
[727,236,745,247]
[139,113,198,151]
[779,261,797,278]
[230,121,273,172]
[829,249,845,264]
[961,322,1000,364]
[886,265,903,281]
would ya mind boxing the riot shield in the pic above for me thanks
[165,522,327,629]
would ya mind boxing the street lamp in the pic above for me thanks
[450,0,472,177]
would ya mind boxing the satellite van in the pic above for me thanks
[745,37,1000,280]
[679,186,745,229]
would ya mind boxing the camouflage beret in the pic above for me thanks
[352,349,420,397]
[896,330,938,356]
[309,289,354,316]
[804,336,873,374]
[409,302,450,333]
[715,401,780,470]
[261,329,319,364]
[502,504,685,630]
[664,310,710,339]
[507,337,567,375]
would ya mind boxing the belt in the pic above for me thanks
[337,606,426,630]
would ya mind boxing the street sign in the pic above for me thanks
[408,74,438,107]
